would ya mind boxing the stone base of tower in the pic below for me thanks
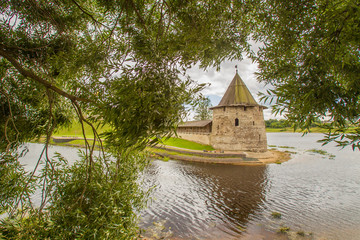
[209,105,268,152]
[210,135,267,152]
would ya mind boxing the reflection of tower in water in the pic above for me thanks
[141,160,267,239]
[191,162,267,237]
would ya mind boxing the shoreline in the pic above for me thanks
[44,137,292,165]
[148,145,291,165]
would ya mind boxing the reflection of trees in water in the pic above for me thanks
[141,160,267,239]
[185,162,267,236]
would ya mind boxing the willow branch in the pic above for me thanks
[0,47,93,103]
[128,0,148,32]
[67,101,89,206]
[39,91,57,211]
[11,145,47,216]
[70,0,108,28]
[1,88,20,153]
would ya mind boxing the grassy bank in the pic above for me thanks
[54,121,333,137]
[49,122,339,151]
[33,137,97,148]
[159,137,214,151]
[47,137,214,152]
[47,123,215,151]
[53,122,111,138]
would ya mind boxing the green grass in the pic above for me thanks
[297,231,305,236]
[64,139,97,146]
[271,212,282,219]
[160,137,215,151]
[278,146,295,149]
[52,123,215,152]
[33,137,96,148]
[278,226,290,233]
[307,149,328,155]
[53,123,215,151]
[53,122,111,138]
[49,139,97,148]
[266,128,291,132]
[307,148,335,159]
[147,147,195,158]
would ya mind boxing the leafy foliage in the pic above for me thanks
[193,96,213,121]
[1,0,359,238]
[0,149,34,214]
[0,0,251,238]
[251,0,360,149]
[265,119,292,129]
[0,152,149,239]
[265,119,322,129]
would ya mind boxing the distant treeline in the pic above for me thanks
[265,119,291,128]
[265,119,320,128]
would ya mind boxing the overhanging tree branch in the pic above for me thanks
[70,0,108,29]
[0,47,93,104]
[128,0,149,32]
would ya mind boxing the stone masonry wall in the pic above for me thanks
[177,132,211,145]
[210,106,267,152]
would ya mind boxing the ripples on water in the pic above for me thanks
[141,161,268,239]
[19,134,360,239]
[140,133,360,240]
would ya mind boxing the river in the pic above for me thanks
[19,133,360,239]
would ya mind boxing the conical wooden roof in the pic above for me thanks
[212,72,258,108]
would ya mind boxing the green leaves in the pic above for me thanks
[100,62,195,150]
[1,2,256,237]
[193,95,213,121]
[0,152,148,239]
[252,0,360,149]
[2,0,358,238]
[0,150,35,214]
[43,153,148,239]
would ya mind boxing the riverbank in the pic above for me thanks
[52,122,331,139]
[45,136,291,165]
[148,145,291,165]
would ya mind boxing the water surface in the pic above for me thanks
[19,133,360,239]
[140,133,360,239]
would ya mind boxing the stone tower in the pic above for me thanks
[210,71,267,152]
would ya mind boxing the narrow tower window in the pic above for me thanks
[235,118,239,126]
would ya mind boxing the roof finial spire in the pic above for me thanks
[235,65,238,74]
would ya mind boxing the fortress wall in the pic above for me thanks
[177,132,211,145]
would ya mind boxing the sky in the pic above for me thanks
[187,57,279,120]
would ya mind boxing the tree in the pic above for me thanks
[250,0,360,150]
[193,96,213,120]
[0,0,251,238]
[265,119,292,129]
[1,0,359,237]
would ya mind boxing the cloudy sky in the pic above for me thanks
[187,57,278,120]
